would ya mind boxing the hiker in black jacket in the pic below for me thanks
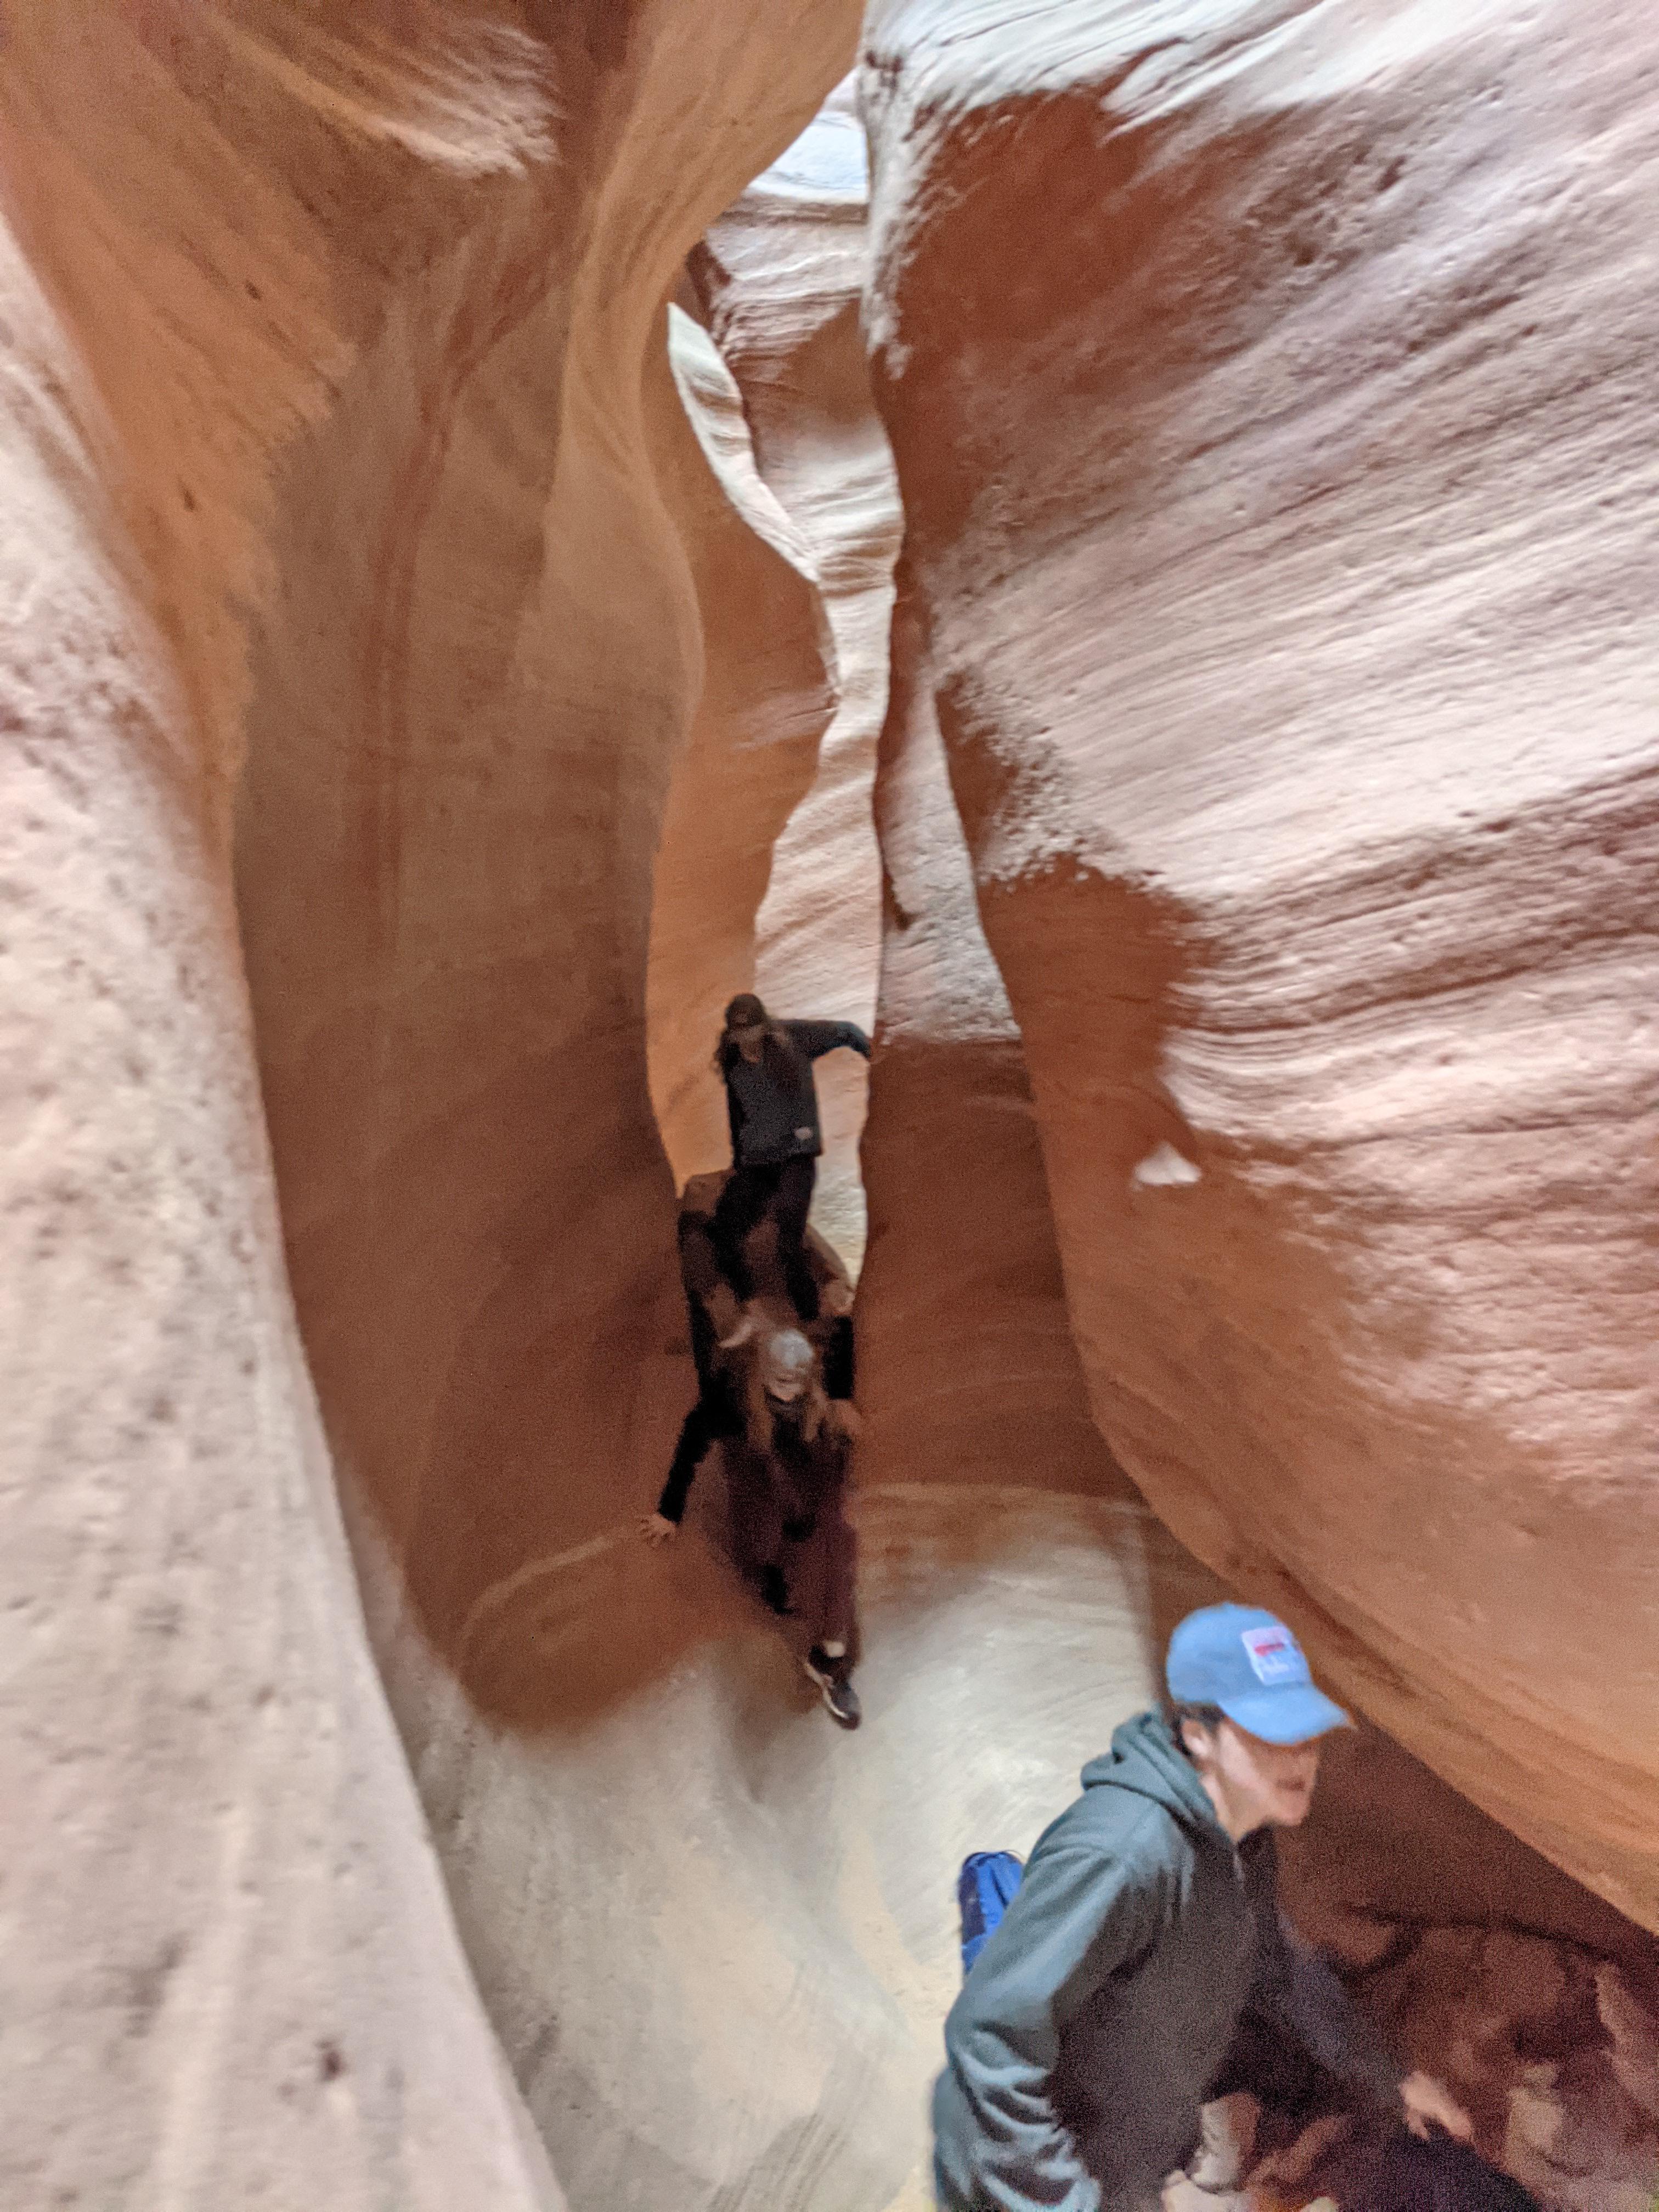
[933,1604,1471,2212]
[710,992,870,1323]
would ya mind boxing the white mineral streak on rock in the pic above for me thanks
[1133,1142,1204,1187]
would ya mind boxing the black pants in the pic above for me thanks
[711,1156,819,1321]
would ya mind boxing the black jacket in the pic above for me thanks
[723,1019,868,1167]
[933,1712,1403,2212]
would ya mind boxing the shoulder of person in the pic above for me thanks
[1035,1791,1188,1884]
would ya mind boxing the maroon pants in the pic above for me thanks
[724,1436,860,1675]
[791,1459,860,1674]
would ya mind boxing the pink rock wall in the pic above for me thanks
[860,0,1659,1929]
[7,9,1658,2208]
[859,569,1143,1511]
[0,11,568,2203]
[1,4,860,2202]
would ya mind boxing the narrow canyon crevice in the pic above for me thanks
[3,10,1657,2212]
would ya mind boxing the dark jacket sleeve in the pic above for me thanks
[654,1404,712,1524]
[820,1313,855,1402]
[940,1829,1165,2212]
[723,1079,745,1158]
[784,1018,871,1062]
[1254,1906,1404,2105]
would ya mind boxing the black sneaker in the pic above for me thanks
[803,1649,861,1729]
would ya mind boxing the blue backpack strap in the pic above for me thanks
[957,1850,1024,1976]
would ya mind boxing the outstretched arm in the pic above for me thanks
[940,1836,1162,2212]
[784,1018,871,1062]
[1261,1910,1471,2136]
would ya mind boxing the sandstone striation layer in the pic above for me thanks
[859,571,1143,1514]
[0,13,570,2203]
[644,298,836,1215]
[861,0,1659,1932]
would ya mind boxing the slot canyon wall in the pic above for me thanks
[859,0,1659,1933]
[4,5,1658,2212]
[848,8,1659,2197]
[0,2,865,2205]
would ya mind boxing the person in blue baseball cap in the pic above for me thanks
[932,1602,1472,2212]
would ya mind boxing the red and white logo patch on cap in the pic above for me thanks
[1241,1623,1306,1685]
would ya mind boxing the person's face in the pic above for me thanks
[1181,1715,1323,1841]
[735,1023,765,1064]
[760,1338,811,1412]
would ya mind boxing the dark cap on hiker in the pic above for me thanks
[1166,1603,1351,1746]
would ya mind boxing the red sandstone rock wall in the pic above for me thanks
[8,10,1658,2208]
[1,5,860,2203]
[860,569,1144,1513]
[860,0,1659,1931]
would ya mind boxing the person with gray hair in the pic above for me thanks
[644,1172,863,1727]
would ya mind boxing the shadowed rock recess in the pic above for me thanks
[3,7,1656,2211]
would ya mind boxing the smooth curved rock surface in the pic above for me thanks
[861,0,1659,1931]
[388,1481,1223,2212]
[8,10,1658,2212]
[1,3,858,2204]
[860,562,1142,1511]
[0,19,563,2205]
[854,247,1656,2212]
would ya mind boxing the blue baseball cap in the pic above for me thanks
[1166,1604,1351,1745]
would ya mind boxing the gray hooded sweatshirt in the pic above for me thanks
[932,1712,1402,2212]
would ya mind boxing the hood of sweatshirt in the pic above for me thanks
[1079,1708,1228,1840]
